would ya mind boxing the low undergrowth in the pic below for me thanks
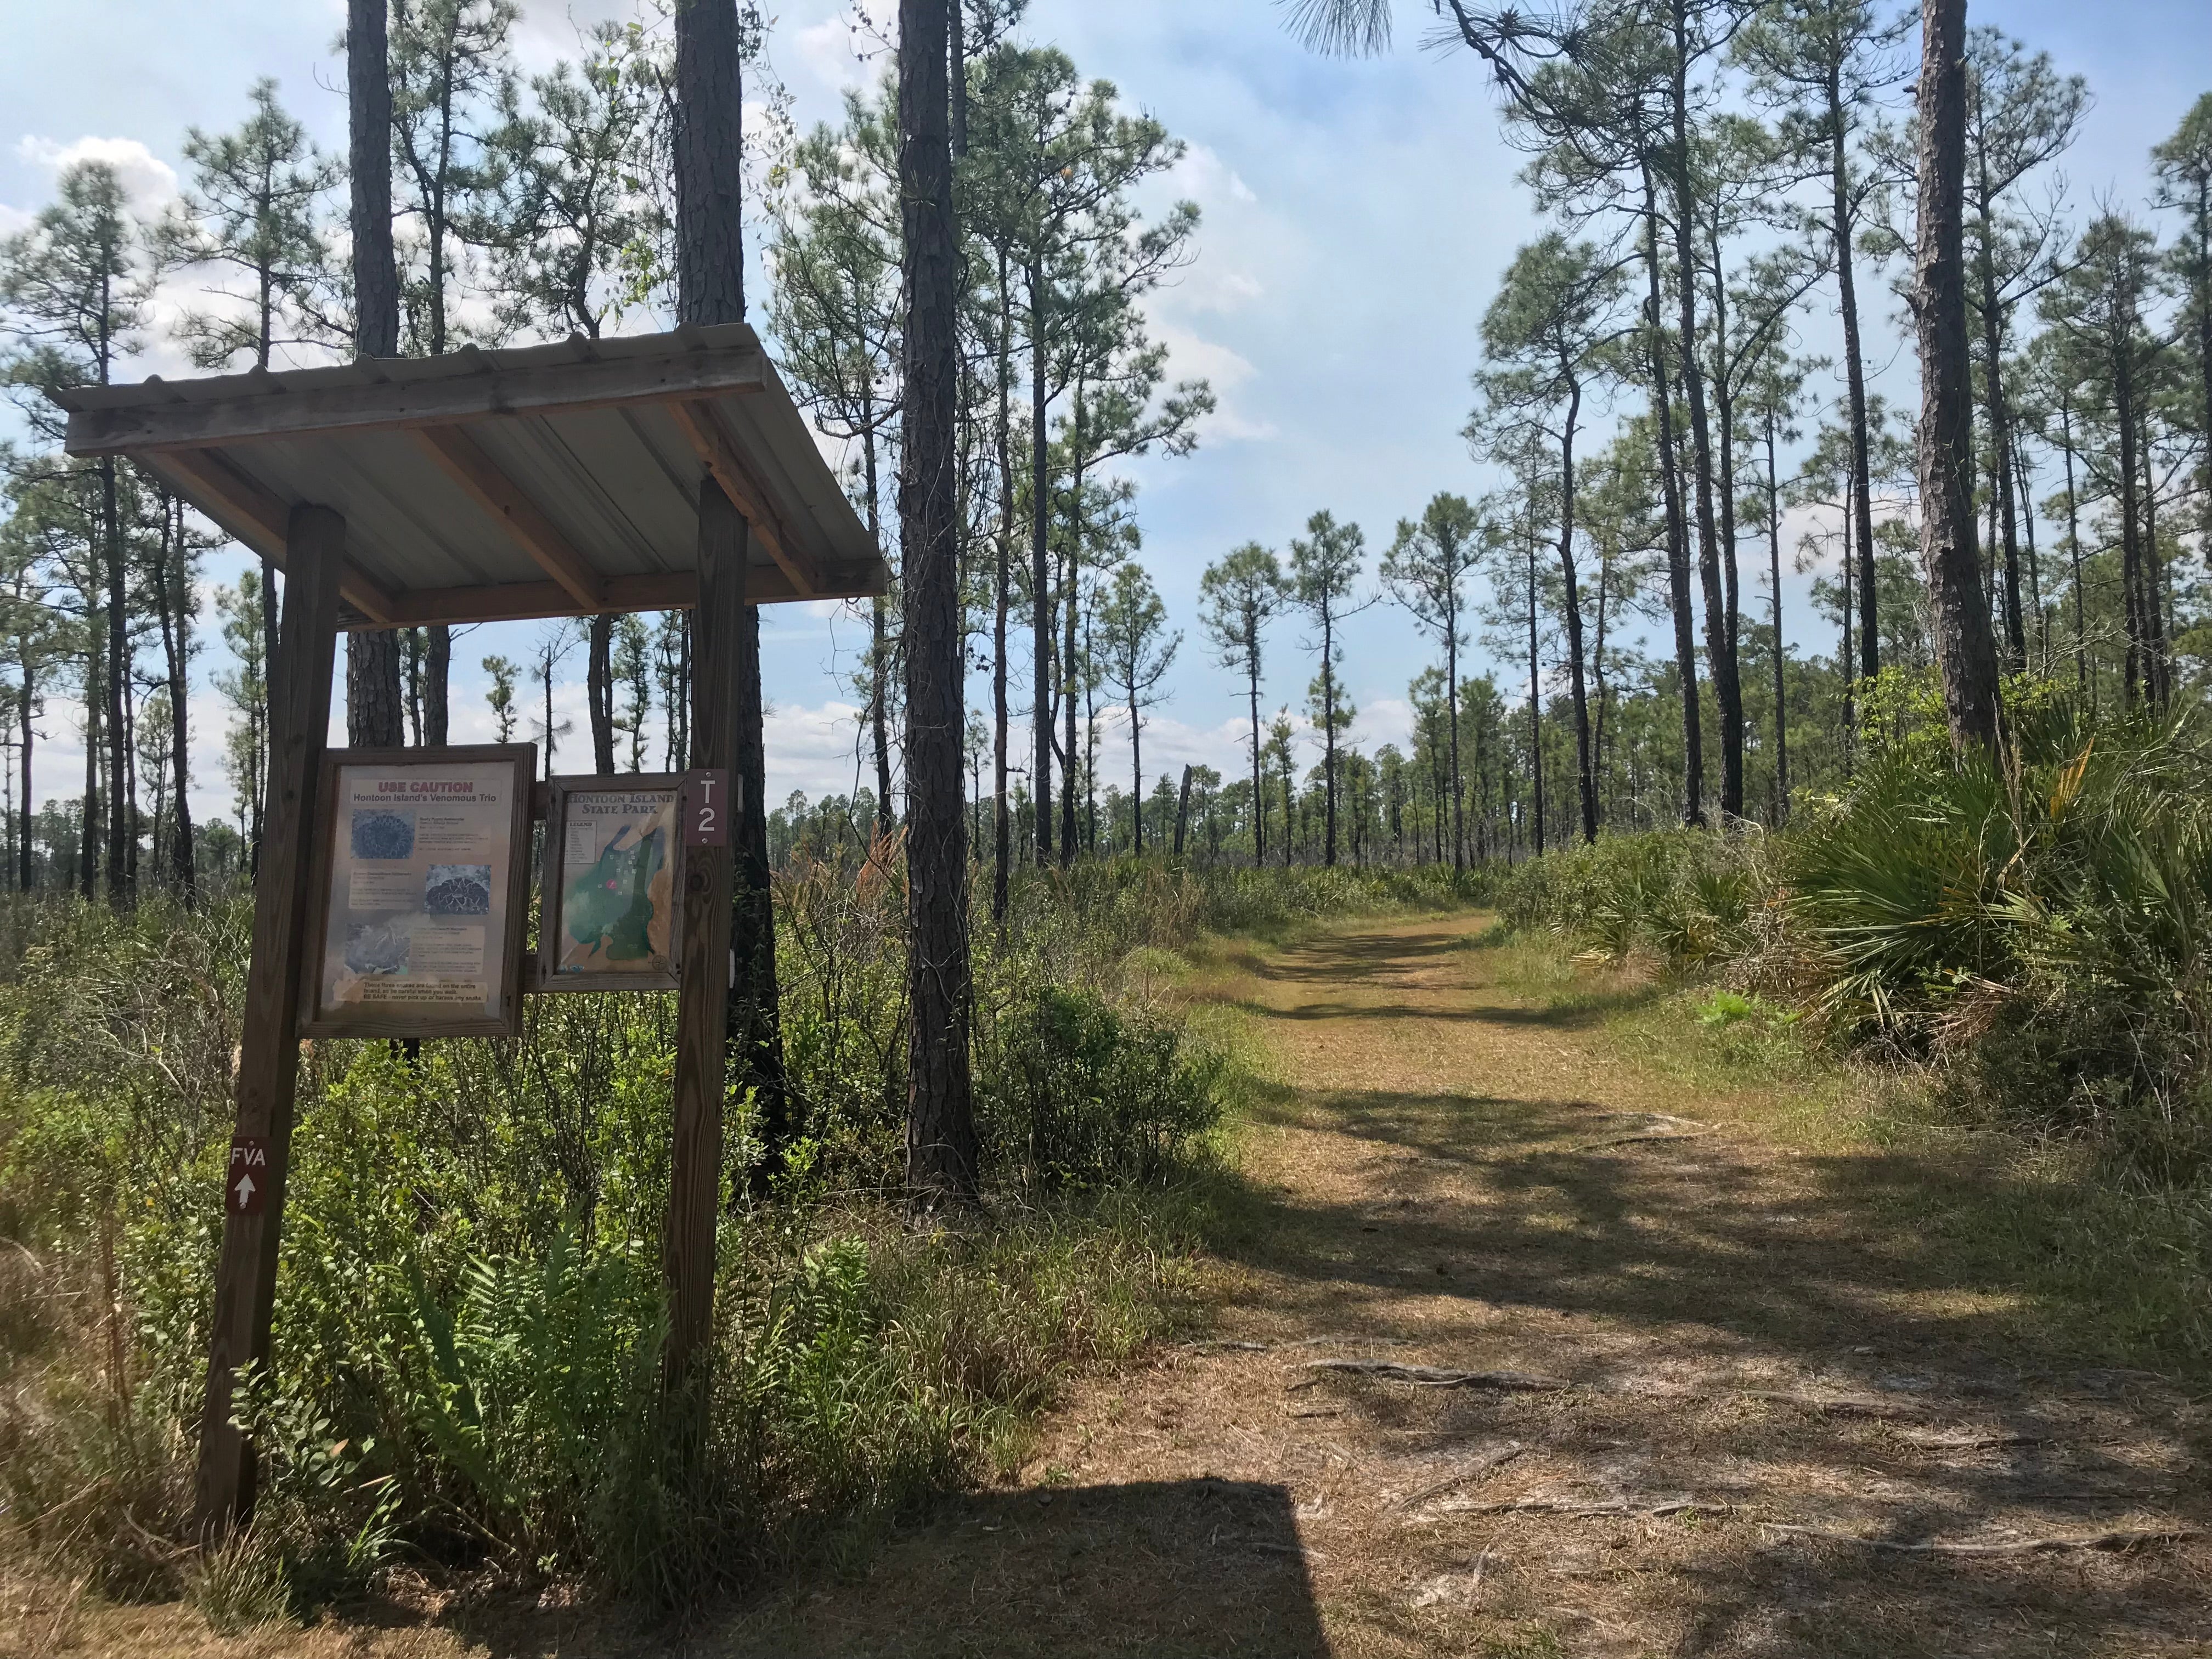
[0,854,1441,1634]
[1497,693,2212,1184]
[1486,800,2212,1380]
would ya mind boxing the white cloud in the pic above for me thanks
[1171,267,1266,317]
[794,18,871,93]
[1151,321,1277,443]
[1167,143,1257,207]
[764,698,872,802]
[509,0,639,74]
[15,135,179,209]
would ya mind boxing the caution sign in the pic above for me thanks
[228,1138,269,1215]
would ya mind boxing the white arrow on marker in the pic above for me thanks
[233,1173,256,1209]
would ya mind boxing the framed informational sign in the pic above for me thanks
[538,775,687,991]
[300,746,537,1039]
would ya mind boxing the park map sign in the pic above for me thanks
[302,746,538,1038]
[540,776,686,990]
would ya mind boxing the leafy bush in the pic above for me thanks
[1496,828,1764,968]
[1503,696,2212,1183]
[979,985,1224,1189]
[0,854,1434,1612]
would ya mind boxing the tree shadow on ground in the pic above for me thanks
[717,1480,1331,1658]
[324,1481,1330,1659]
[1235,1077,2194,1385]
[1222,1077,2209,1656]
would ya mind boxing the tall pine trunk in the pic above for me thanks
[864,422,893,831]
[101,455,127,904]
[348,0,405,748]
[1248,657,1264,865]
[80,629,98,900]
[1669,0,1741,820]
[675,0,789,1177]
[1912,0,2002,751]
[899,0,978,1205]
[1446,595,1464,871]
[1525,524,1544,859]
[588,614,615,771]
[1026,261,1053,865]
[991,266,1013,919]
[1828,66,1881,686]
[1556,377,1597,845]
[1321,605,1338,866]
[1641,167,1703,825]
[1765,406,1789,821]
[16,667,33,891]
[1974,126,2028,666]
[157,495,196,899]
[1060,396,1085,867]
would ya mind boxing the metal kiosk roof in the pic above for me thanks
[57,321,887,627]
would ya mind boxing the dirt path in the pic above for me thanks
[733,913,2209,1657]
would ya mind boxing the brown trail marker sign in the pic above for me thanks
[684,769,732,846]
[53,325,888,1536]
[227,1140,268,1216]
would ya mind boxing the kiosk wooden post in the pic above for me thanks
[664,479,744,1390]
[195,505,343,1535]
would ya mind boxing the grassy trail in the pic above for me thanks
[22,912,2204,1658]
[738,912,2208,1658]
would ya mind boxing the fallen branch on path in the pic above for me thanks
[1303,1360,1571,1391]
[1895,1427,2052,1449]
[1575,1113,1713,1151]
[1762,1523,2202,1555]
[1455,1492,1711,1520]
[1393,1442,1525,1510]
[1576,1130,1716,1150]
[1728,1387,1925,1420]
[1304,1363,1924,1419]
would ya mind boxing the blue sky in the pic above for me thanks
[1,0,2205,827]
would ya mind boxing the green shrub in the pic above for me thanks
[1496,828,1763,968]
[979,985,1225,1189]
[1501,697,2212,1183]
[0,855,1431,1611]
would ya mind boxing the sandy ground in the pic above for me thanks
[13,913,2207,1657]
[728,914,2210,1658]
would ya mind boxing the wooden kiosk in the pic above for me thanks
[55,323,888,1532]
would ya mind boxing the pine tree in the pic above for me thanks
[1913,0,2003,749]
[1382,495,1483,867]
[1288,511,1370,867]
[1199,543,1287,866]
[898,0,979,1205]
[1094,562,1178,855]
[0,160,156,900]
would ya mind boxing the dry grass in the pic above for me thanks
[725,913,2211,1658]
[12,912,2209,1657]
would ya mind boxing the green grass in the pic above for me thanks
[1483,929,2212,1386]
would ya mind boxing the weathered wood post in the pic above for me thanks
[665,481,745,1387]
[195,504,343,1535]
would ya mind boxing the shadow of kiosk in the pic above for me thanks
[54,324,889,1536]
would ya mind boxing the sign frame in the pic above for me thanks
[537,773,690,993]
[298,744,538,1040]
